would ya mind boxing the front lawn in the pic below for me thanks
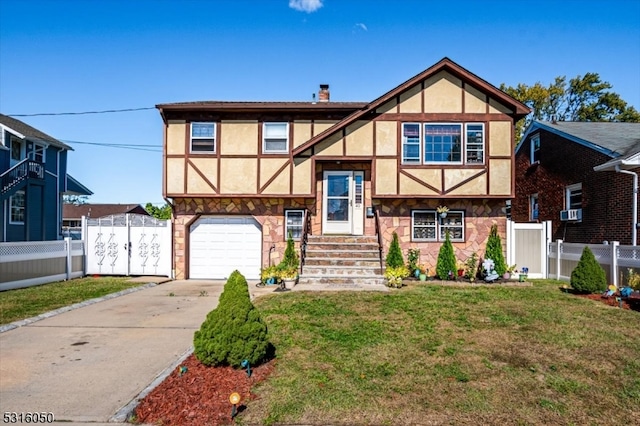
[241,280,640,425]
[0,276,143,325]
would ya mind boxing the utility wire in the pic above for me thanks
[62,139,162,153]
[8,107,155,117]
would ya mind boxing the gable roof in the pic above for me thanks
[63,203,149,219]
[517,120,640,158]
[292,57,531,156]
[0,113,72,150]
[65,175,94,196]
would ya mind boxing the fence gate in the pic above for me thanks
[84,214,172,277]
[506,220,552,279]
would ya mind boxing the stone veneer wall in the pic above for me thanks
[372,198,507,274]
[173,198,314,279]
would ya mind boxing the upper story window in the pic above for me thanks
[565,183,582,210]
[10,190,25,224]
[190,122,216,153]
[28,143,46,163]
[263,122,289,153]
[530,193,539,221]
[10,136,22,161]
[412,210,465,242]
[402,122,484,165]
[530,134,540,163]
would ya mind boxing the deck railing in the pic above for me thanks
[1,159,45,196]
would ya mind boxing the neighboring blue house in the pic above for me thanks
[0,113,92,242]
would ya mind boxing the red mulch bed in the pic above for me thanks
[575,293,637,310]
[134,355,275,426]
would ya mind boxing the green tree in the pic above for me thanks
[145,202,172,220]
[63,195,89,205]
[501,73,640,141]
[279,231,299,270]
[570,247,607,294]
[484,224,507,276]
[436,230,457,280]
[385,232,405,268]
[193,270,270,367]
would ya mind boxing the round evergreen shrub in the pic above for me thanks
[436,230,457,280]
[484,224,507,276]
[385,231,405,268]
[194,270,270,367]
[570,246,607,294]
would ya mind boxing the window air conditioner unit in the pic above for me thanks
[560,209,582,221]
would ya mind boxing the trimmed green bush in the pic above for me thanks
[570,246,607,294]
[436,230,457,280]
[280,231,299,270]
[194,270,270,367]
[484,224,507,276]
[386,232,405,268]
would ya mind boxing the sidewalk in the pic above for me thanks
[0,278,385,425]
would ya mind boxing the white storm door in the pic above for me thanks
[323,171,353,234]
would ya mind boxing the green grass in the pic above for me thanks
[0,276,143,325]
[238,280,640,425]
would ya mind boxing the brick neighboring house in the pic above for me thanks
[157,57,530,281]
[512,120,640,245]
[62,203,149,239]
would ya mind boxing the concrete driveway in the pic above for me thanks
[0,278,278,425]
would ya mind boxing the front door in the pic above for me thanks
[322,171,364,235]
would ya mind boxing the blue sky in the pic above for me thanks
[1,0,639,206]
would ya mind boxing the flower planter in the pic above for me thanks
[419,274,427,281]
[283,278,296,290]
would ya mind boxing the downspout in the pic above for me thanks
[616,165,638,246]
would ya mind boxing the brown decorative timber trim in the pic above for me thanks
[396,117,402,194]
[375,113,512,122]
[399,169,441,193]
[162,123,167,197]
[184,124,190,193]
[342,128,346,157]
[186,158,218,193]
[461,82,465,113]
[372,194,507,199]
[258,159,291,194]
[372,121,377,157]
[314,156,374,162]
[421,81,425,112]
[445,169,486,194]
[168,193,310,199]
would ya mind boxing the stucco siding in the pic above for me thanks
[220,121,258,155]
[220,158,257,193]
[489,121,512,156]
[166,158,185,193]
[375,159,397,194]
[345,121,373,156]
[423,71,463,113]
[167,122,186,155]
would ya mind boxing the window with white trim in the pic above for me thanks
[530,193,539,221]
[412,210,464,242]
[285,210,304,240]
[565,183,582,210]
[10,191,25,224]
[263,122,289,153]
[28,143,46,163]
[401,122,484,165]
[190,122,216,153]
[10,136,22,161]
[530,134,540,163]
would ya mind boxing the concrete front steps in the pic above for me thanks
[298,235,386,286]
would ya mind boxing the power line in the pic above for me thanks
[62,139,162,153]
[8,107,155,117]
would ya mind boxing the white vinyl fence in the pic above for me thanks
[0,238,85,291]
[548,240,640,287]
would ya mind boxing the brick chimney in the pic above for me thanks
[318,84,330,102]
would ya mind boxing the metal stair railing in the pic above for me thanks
[1,159,45,196]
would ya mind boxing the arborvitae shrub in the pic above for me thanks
[385,232,405,268]
[436,230,457,280]
[484,224,507,276]
[570,246,607,293]
[194,270,270,367]
[280,231,299,269]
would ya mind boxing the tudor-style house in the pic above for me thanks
[157,58,530,281]
[513,120,640,245]
[0,113,92,242]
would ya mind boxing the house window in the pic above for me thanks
[190,122,216,153]
[412,210,464,242]
[530,194,539,221]
[402,123,421,163]
[465,123,484,163]
[10,191,25,224]
[10,136,22,161]
[28,143,46,163]
[263,122,289,153]
[424,124,462,163]
[285,210,304,240]
[530,134,540,163]
[565,183,582,210]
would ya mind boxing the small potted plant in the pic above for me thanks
[464,252,478,282]
[418,264,428,281]
[278,266,298,290]
[260,265,279,285]
[407,248,421,278]
[504,264,517,280]
[457,261,465,278]
[436,205,449,218]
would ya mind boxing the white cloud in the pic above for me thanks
[289,0,323,13]
[355,23,368,31]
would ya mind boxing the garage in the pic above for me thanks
[189,216,262,280]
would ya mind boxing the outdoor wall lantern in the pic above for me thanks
[366,206,374,218]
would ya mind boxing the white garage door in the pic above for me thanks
[189,216,262,280]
